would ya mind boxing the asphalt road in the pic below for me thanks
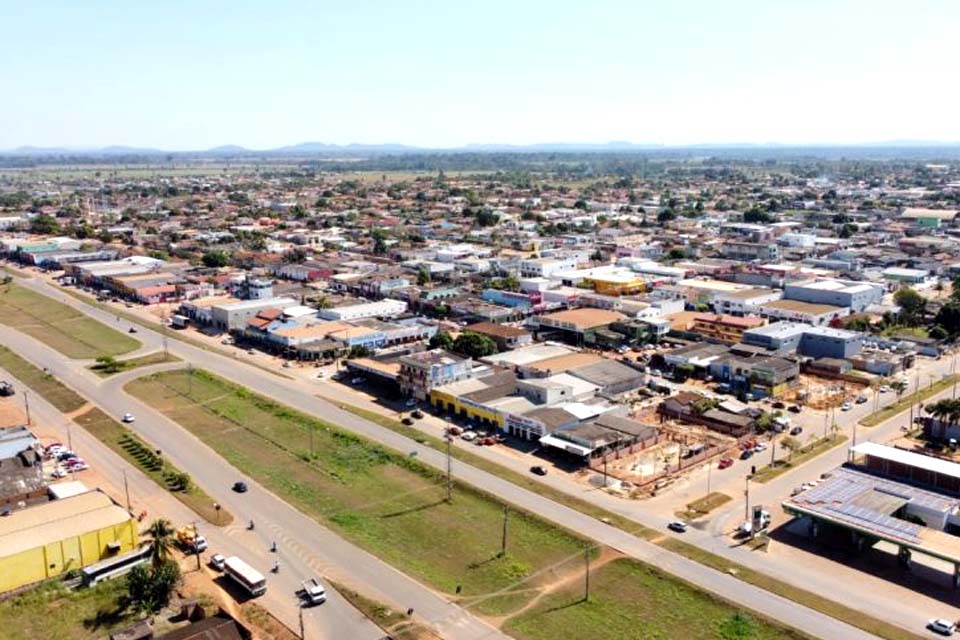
[0,276,891,640]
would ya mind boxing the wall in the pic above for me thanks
[0,518,138,593]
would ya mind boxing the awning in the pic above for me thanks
[538,434,594,457]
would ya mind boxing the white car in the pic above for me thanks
[754,442,768,452]
[51,466,68,479]
[879,385,891,393]
[209,553,226,571]
[122,413,135,423]
[405,398,417,407]
[928,619,956,636]
[841,402,852,411]
[461,431,478,442]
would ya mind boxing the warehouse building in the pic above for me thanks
[783,278,884,313]
[742,322,863,359]
[0,490,139,592]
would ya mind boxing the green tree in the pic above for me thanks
[201,250,229,268]
[29,213,61,235]
[142,518,176,570]
[780,436,801,460]
[666,248,687,261]
[453,332,498,358]
[936,301,960,336]
[429,332,454,351]
[371,228,389,255]
[893,287,926,326]
[93,355,122,374]
[127,559,181,613]
[417,266,431,286]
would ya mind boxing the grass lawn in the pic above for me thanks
[860,376,960,427]
[656,539,926,640]
[0,283,139,359]
[675,492,732,521]
[503,558,808,640]
[73,407,231,526]
[751,436,848,484]
[0,579,137,640]
[90,352,180,377]
[126,369,589,612]
[0,345,87,413]
[330,400,655,538]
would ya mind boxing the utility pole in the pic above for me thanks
[193,521,201,570]
[299,605,305,640]
[744,475,751,523]
[583,548,591,602]
[23,390,31,425]
[123,469,132,512]
[706,459,712,498]
[603,458,608,488]
[500,504,509,558]
[445,434,452,503]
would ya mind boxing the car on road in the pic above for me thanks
[461,431,478,442]
[411,409,424,419]
[301,578,327,605]
[232,481,248,493]
[771,401,785,409]
[718,458,734,470]
[879,385,891,393]
[841,402,852,411]
[0,381,14,397]
[855,395,868,404]
[927,619,956,636]
[122,413,135,423]
[445,425,463,436]
[128,327,137,333]
[530,465,547,476]
[667,521,688,533]
[787,405,802,413]
[754,442,768,452]
[401,417,414,425]
[209,553,226,571]
[789,426,803,436]
[740,449,754,460]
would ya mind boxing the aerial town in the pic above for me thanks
[5,2,960,639]
[2,152,960,640]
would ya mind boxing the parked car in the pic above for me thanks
[667,521,688,533]
[461,431,478,442]
[0,381,14,397]
[841,402,852,411]
[350,377,364,385]
[411,410,424,419]
[232,481,248,493]
[740,449,754,460]
[446,425,463,436]
[401,417,414,426]
[405,398,417,407]
[122,413,135,423]
[530,465,547,476]
[718,458,734,470]
[855,394,868,404]
[754,442,768,452]
[787,405,802,413]
[927,619,956,636]
[879,385,891,393]
[209,553,226,571]
[789,426,803,436]
[66,459,89,471]
[771,401,785,409]
[51,466,68,478]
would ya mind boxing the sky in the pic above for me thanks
[3,0,959,150]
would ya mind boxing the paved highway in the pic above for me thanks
[0,362,384,640]
[1,275,893,639]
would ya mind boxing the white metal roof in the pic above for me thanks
[851,442,960,481]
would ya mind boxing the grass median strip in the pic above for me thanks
[126,369,803,637]
[751,435,848,484]
[861,376,960,427]
[0,283,140,359]
[89,352,180,377]
[657,538,926,640]
[0,345,87,413]
[334,400,919,640]
[675,492,732,521]
[73,407,231,526]
[330,580,442,640]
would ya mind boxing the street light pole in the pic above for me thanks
[744,475,751,523]
[23,390,30,425]
[123,469,132,512]
[500,504,509,557]
[445,434,452,504]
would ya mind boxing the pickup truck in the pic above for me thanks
[301,578,327,605]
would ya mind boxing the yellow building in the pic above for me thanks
[586,274,646,296]
[0,490,139,592]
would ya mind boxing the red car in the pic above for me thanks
[718,458,734,470]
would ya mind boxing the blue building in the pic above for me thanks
[742,321,862,359]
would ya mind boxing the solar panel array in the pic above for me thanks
[825,503,923,544]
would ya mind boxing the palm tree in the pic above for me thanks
[891,380,908,401]
[142,518,176,569]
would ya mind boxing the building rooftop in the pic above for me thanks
[0,490,132,557]
[762,299,846,316]
[852,442,960,482]
[537,308,626,330]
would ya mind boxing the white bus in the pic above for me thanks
[223,556,267,596]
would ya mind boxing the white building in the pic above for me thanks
[318,299,408,321]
